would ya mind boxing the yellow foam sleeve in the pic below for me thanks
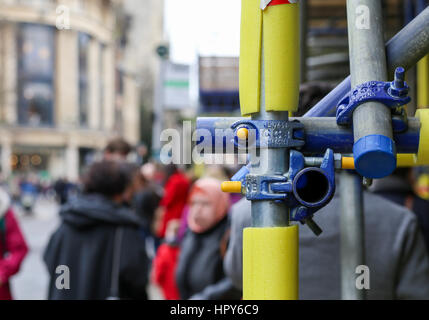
[243,226,299,300]
[417,55,429,109]
[239,2,300,116]
[263,3,300,113]
[416,109,429,165]
[397,154,418,167]
[239,0,262,116]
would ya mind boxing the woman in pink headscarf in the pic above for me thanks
[175,178,241,300]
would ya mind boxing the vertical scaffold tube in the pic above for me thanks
[240,0,300,300]
[339,172,365,300]
[347,0,396,179]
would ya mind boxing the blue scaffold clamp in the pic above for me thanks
[336,67,411,132]
[242,148,336,235]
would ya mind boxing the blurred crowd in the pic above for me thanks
[0,135,246,300]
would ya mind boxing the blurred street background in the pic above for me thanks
[0,0,427,301]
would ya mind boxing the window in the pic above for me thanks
[17,23,55,127]
[78,32,91,127]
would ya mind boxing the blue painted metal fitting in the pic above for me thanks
[238,149,336,224]
[245,174,288,201]
[231,164,251,183]
[292,149,336,209]
[353,134,397,179]
[388,67,408,98]
[336,68,411,126]
[230,119,305,149]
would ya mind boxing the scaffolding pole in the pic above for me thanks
[340,0,393,300]
[340,171,365,300]
[305,6,429,118]
[241,1,300,300]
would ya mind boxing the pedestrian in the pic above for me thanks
[134,163,163,268]
[53,178,69,205]
[135,163,163,245]
[152,219,181,300]
[371,167,429,253]
[175,178,241,300]
[103,137,132,162]
[155,165,190,239]
[44,161,149,300]
[0,187,28,300]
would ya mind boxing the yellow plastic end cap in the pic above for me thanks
[416,109,429,165]
[342,157,355,170]
[237,127,249,140]
[221,181,242,194]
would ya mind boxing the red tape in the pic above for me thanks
[268,0,297,5]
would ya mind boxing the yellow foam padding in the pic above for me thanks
[263,3,300,113]
[243,226,299,300]
[417,55,429,109]
[397,154,418,167]
[416,109,429,165]
[239,0,262,116]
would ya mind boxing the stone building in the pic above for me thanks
[0,0,143,181]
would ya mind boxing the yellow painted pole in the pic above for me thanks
[417,55,429,109]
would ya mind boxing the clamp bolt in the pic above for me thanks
[389,67,408,98]
[394,67,405,89]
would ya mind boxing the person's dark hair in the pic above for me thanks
[82,161,138,198]
[104,138,132,156]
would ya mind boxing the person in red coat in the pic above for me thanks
[156,165,190,239]
[152,219,181,300]
[0,188,28,300]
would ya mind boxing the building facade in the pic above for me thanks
[0,0,141,182]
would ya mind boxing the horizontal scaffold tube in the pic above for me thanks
[196,117,420,155]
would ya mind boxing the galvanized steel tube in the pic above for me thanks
[305,6,429,118]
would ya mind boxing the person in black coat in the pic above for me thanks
[175,177,241,300]
[44,161,149,300]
